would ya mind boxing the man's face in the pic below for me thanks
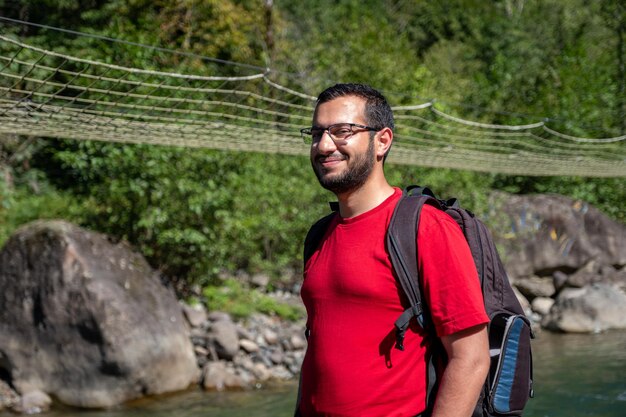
[310,96,375,195]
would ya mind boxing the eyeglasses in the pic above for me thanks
[300,123,378,144]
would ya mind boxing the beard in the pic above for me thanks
[312,138,375,195]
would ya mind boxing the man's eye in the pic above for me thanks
[332,128,352,136]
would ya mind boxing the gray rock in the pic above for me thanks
[515,276,555,300]
[495,194,626,278]
[263,329,279,345]
[12,390,51,414]
[562,262,626,290]
[214,313,233,328]
[531,297,555,316]
[567,260,603,288]
[239,339,260,353]
[0,221,199,408]
[194,346,209,357]
[181,302,208,328]
[239,370,257,385]
[234,354,255,372]
[269,349,285,365]
[255,334,267,347]
[289,334,307,350]
[194,345,209,368]
[189,327,207,347]
[236,326,254,341]
[202,362,246,391]
[251,273,270,288]
[207,311,232,322]
[0,380,19,410]
[542,284,626,333]
[605,266,626,291]
[210,320,239,360]
[251,363,271,381]
[552,270,569,293]
[270,365,293,380]
[528,311,542,324]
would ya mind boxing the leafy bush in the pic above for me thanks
[35,140,332,286]
[0,171,84,248]
[202,279,304,321]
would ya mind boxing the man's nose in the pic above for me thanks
[316,131,337,154]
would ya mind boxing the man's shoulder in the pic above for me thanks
[419,202,458,228]
[415,202,468,247]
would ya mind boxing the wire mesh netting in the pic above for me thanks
[1,34,624,177]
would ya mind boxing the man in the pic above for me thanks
[297,83,490,417]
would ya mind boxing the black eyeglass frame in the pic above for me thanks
[300,123,378,144]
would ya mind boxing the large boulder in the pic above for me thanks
[494,194,626,279]
[0,221,199,408]
[541,284,626,333]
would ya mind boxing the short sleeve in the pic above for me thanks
[417,205,489,337]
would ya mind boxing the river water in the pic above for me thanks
[3,330,625,417]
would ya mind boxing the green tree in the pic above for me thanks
[2,0,623,300]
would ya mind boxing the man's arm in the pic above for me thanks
[431,323,490,417]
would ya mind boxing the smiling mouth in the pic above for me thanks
[316,154,346,165]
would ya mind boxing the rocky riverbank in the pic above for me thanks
[179,279,626,395]
[181,301,306,391]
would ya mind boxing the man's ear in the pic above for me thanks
[375,127,393,159]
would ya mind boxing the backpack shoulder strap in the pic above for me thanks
[386,187,442,350]
[388,187,449,414]
[303,204,338,268]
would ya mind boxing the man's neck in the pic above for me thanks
[335,178,395,219]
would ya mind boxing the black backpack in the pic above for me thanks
[303,186,534,417]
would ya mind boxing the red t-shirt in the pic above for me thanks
[299,188,488,417]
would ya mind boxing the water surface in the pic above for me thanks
[2,330,624,416]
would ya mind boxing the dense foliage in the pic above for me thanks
[1,0,624,294]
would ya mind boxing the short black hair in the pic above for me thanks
[316,83,395,131]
